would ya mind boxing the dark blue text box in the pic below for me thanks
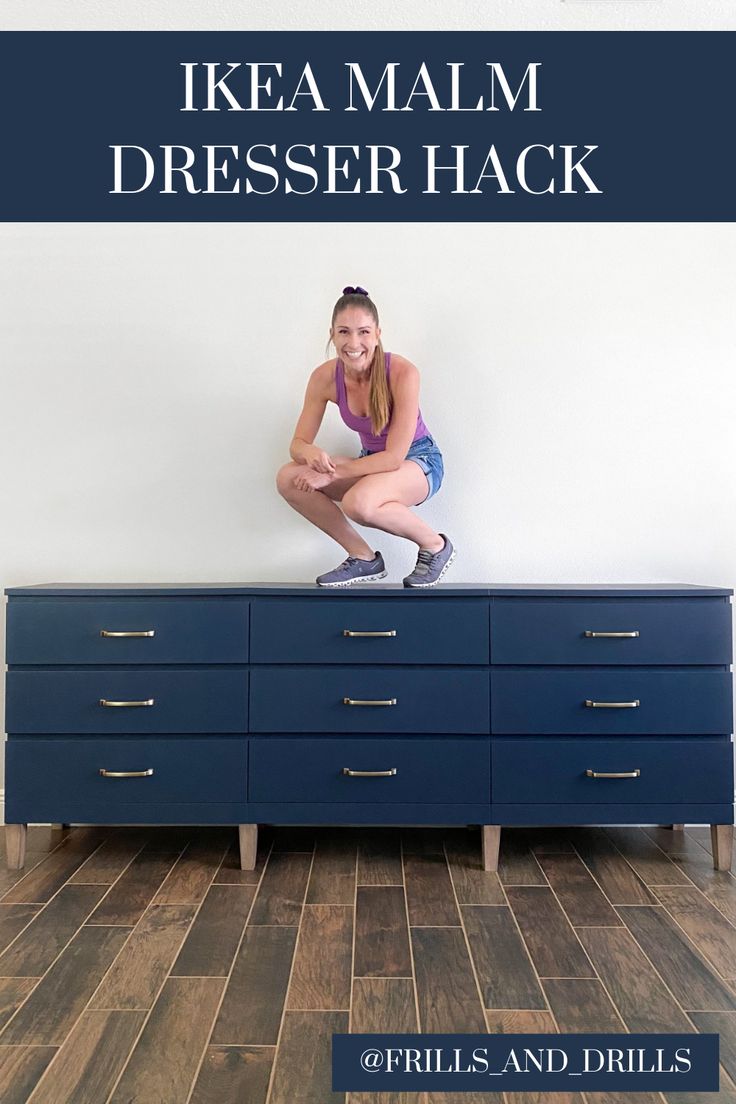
[333,1033,720,1092]
[0,31,734,221]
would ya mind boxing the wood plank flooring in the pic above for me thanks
[0,823,733,1103]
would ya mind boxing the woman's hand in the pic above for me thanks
[292,467,335,493]
[303,445,337,474]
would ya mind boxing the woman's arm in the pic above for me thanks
[332,357,420,479]
[289,364,335,473]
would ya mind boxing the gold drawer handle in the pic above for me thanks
[586,769,641,779]
[100,630,155,638]
[343,630,397,638]
[585,699,640,709]
[100,698,155,708]
[343,697,397,707]
[585,631,639,638]
[100,768,154,778]
[343,767,397,778]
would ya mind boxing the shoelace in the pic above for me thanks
[336,556,369,575]
[411,549,436,576]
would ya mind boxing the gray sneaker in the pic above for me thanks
[403,535,456,588]
[316,551,387,588]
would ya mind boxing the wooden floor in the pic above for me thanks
[0,824,734,1104]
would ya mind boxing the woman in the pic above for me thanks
[276,287,455,587]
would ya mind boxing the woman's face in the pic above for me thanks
[331,307,381,372]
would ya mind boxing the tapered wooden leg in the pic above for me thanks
[5,824,27,870]
[711,824,733,872]
[482,825,501,872]
[659,824,685,830]
[238,824,257,871]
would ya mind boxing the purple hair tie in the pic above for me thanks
[343,285,369,296]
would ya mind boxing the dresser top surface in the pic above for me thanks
[4,582,733,597]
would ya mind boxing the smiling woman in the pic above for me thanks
[276,287,455,587]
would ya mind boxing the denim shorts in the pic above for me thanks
[359,434,445,502]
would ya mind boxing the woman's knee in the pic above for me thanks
[276,462,300,499]
[342,486,379,526]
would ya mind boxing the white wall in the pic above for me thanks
[2,3,735,807]
[2,221,734,585]
[2,0,736,31]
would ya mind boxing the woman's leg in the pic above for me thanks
[276,461,375,559]
[340,462,444,550]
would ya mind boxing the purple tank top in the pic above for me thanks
[335,352,430,453]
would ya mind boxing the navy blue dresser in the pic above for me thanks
[3,583,734,872]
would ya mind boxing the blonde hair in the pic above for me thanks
[330,291,390,437]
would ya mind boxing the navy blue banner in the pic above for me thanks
[0,31,734,221]
[332,1033,720,1092]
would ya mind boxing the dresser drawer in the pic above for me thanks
[250,598,489,664]
[5,670,248,734]
[250,668,489,734]
[491,670,732,735]
[491,598,732,665]
[5,738,247,817]
[6,598,249,664]
[249,737,490,803]
[492,738,734,805]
